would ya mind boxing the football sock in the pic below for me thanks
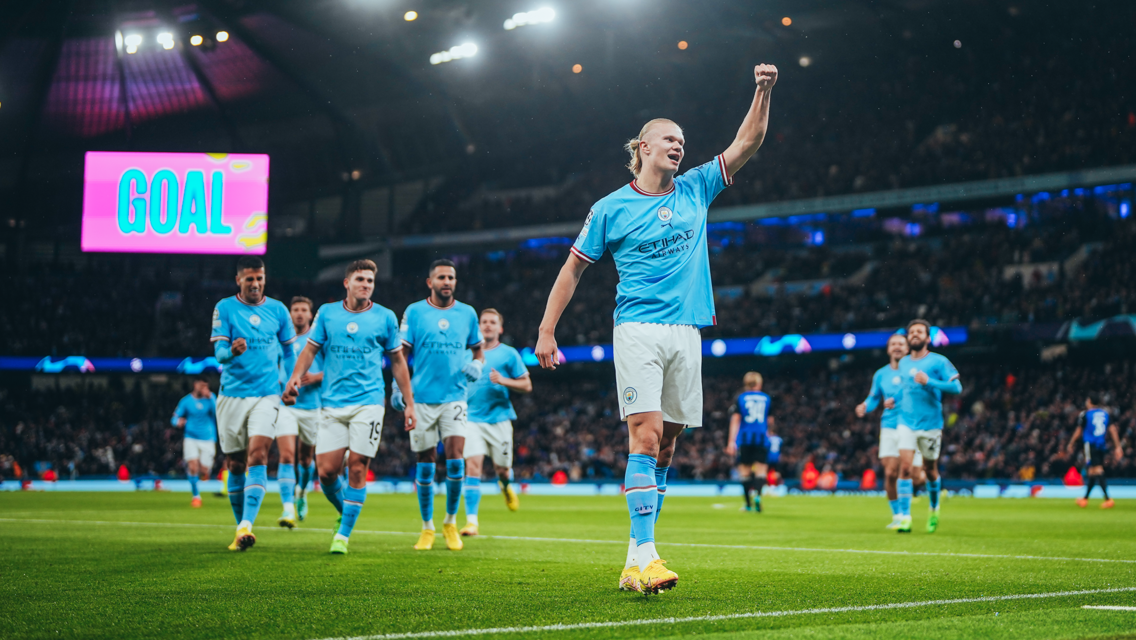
[445,459,464,517]
[1098,475,1110,500]
[416,462,436,524]
[299,461,315,495]
[754,476,767,504]
[625,454,658,570]
[897,478,913,517]
[239,465,267,529]
[624,534,638,570]
[654,466,669,523]
[888,499,901,517]
[464,477,482,518]
[227,471,245,524]
[1084,476,1097,499]
[500,468,513,491]
[321,475,345,514]
[928,477,941,510]
[278,464,296,514]
[337,485,366,539]
[188,474,200,499]
[741,479,753,508]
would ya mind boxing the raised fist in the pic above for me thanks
[755,63,778,89]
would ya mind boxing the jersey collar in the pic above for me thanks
[236,294,266,307]
[426,297,456,310]
[342,300,373,313]
[629,180,675,197]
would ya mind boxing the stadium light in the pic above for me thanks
[216,30,229,42]
[190,34,203,46]
[157,32,175,50]
[677,40,688,50]
[572,63,582,74]
[404,10,418,21]
[430,42,478,65]
[124,33,143,47]
[503,7,555,30]
[781,16,792,26]
[798,56,812,67]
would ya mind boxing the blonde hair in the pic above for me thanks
[743,371,763,389]
[624,118,680,178]
[480,308,503,325]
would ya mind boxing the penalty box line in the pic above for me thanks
[315,586,1136,640]
[2,517,1135,566]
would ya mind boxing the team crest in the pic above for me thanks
[249,314,261,326]
[623,387,637,404]
[438,318,450,331]
[892,376,901,386]
[346,322,359,334]
[657,206,673,223]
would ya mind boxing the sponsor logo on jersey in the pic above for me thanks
[638,229,695,257]
[623,387,637,404]
[249,314,261,326]
[346,322,359,334]
[438,318,450,331]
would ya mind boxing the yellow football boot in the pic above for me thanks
[502,482,520,512]
[459,522,479,536]
[619,566,642,592]
[231,526,256,551]
[638,559,678,594]
[443,523,463,550]
[278,513,296,529]
[413,528,435,550]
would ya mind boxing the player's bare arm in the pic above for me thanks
[720,64,778,178]
[1066,426,1083,455]
[1109,424,1123,460]
[726,413,741,456]
[299,372,323,387]
[490,370,533,394]
[389,348,416,431]
[283,341,320,405]
[535,253,590,369]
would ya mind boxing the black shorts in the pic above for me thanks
[737,443,769,466]
[1084,443,1106,467]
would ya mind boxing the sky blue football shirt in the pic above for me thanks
[897,352,960,431]
[172,394,217,441]
[290,327,324,411]
[211,295,296,398]
[863,364,904,430]
[308,300,401,408]
[400,299,483,405]
[467,343,529,423]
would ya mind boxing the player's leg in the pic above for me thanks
[461,454,483,535]
[184,435,203,508]
[439,406,468,551]
[736,464,753,510]
[896,425,917,533]
[226,450,248,524]
[316,408,349,516]
[918,431,942,532]
[879,427,902,526]
[752,461,769,512]
[296,439,316,521]
[275,433,298,528]
[329,405,384,554]
[410,404,442,549]
[235,398,280,541]
[217,395,254,549]
[489,421,519,511]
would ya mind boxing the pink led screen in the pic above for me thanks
[82,151,270,254]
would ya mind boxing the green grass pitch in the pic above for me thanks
[1,490,1134,640]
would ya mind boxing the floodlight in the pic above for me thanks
[124,33,143,47]
[190,34,203,46]
[504,7,555,30]
[216,31,229,42]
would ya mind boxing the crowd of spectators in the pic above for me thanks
[3,356,1133,484]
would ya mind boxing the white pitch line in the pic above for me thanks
[312,586,1136,640]
[1083,605,1136,611]
[2,518,1135,566]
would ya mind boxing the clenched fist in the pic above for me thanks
[755,63,778,89]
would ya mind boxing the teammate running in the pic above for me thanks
[726,372,772,513]
[460,309,532,536]
[895,319,962,534]
[172,376,217,508]
[1066,395,1122,509]
[284,260,414,554]
[856,333,911,529]
[211,256,297,551]
[276,296,323,524]
[535,64,778,594]
[392,259,485,552]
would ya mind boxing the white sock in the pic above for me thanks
[467,515,479,526]
[636,541,660,573]
[443,513,457,525]
[283,503,296,517]
[422,520,435,531]
[238,520,252,530]
[624,537,638,570]
[334,533,349,542]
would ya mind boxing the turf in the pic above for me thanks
[0,490,1134,640]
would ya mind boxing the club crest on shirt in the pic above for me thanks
[623,387,637,404]
[438,318,450,331]
[657,206,673,223]
[892,376,902,386]
[249,314,261,326]
[346,322,359,334]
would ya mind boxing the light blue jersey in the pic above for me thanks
[897,352,961,431]
[467,343,529,423]
[291,328,323,411]
[863,364,904,430]
[211,295,297,398]
[570,155,733,327]
[400,299,483,404]
[732,390,771,446]
[172,393,217,441]
[308,300,401,408]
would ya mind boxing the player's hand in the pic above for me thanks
[535,332,560,370]
[282,376,300,405]
[913,370,929,385]
[177,417,187,428]
[755,63,778,89]
[391,385,407,412]
[231,337,248,357]
[489,369,504,385]
[883,397,896,410]
[299,373,319,387]
[726,444,737,456]
[854,403,867,418]
[403,403,417,431]
[1115,448,1124,462]
[461,359,484,383]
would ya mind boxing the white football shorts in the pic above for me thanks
[465,420,514,469]
[897,425,941,462]
[182,437,216,471]
[880,428,924,466]
[613,322,703,427]
[216,395,281,455]
[316,404,385,458]
[277,406,320,446]
[410,401,469,453]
